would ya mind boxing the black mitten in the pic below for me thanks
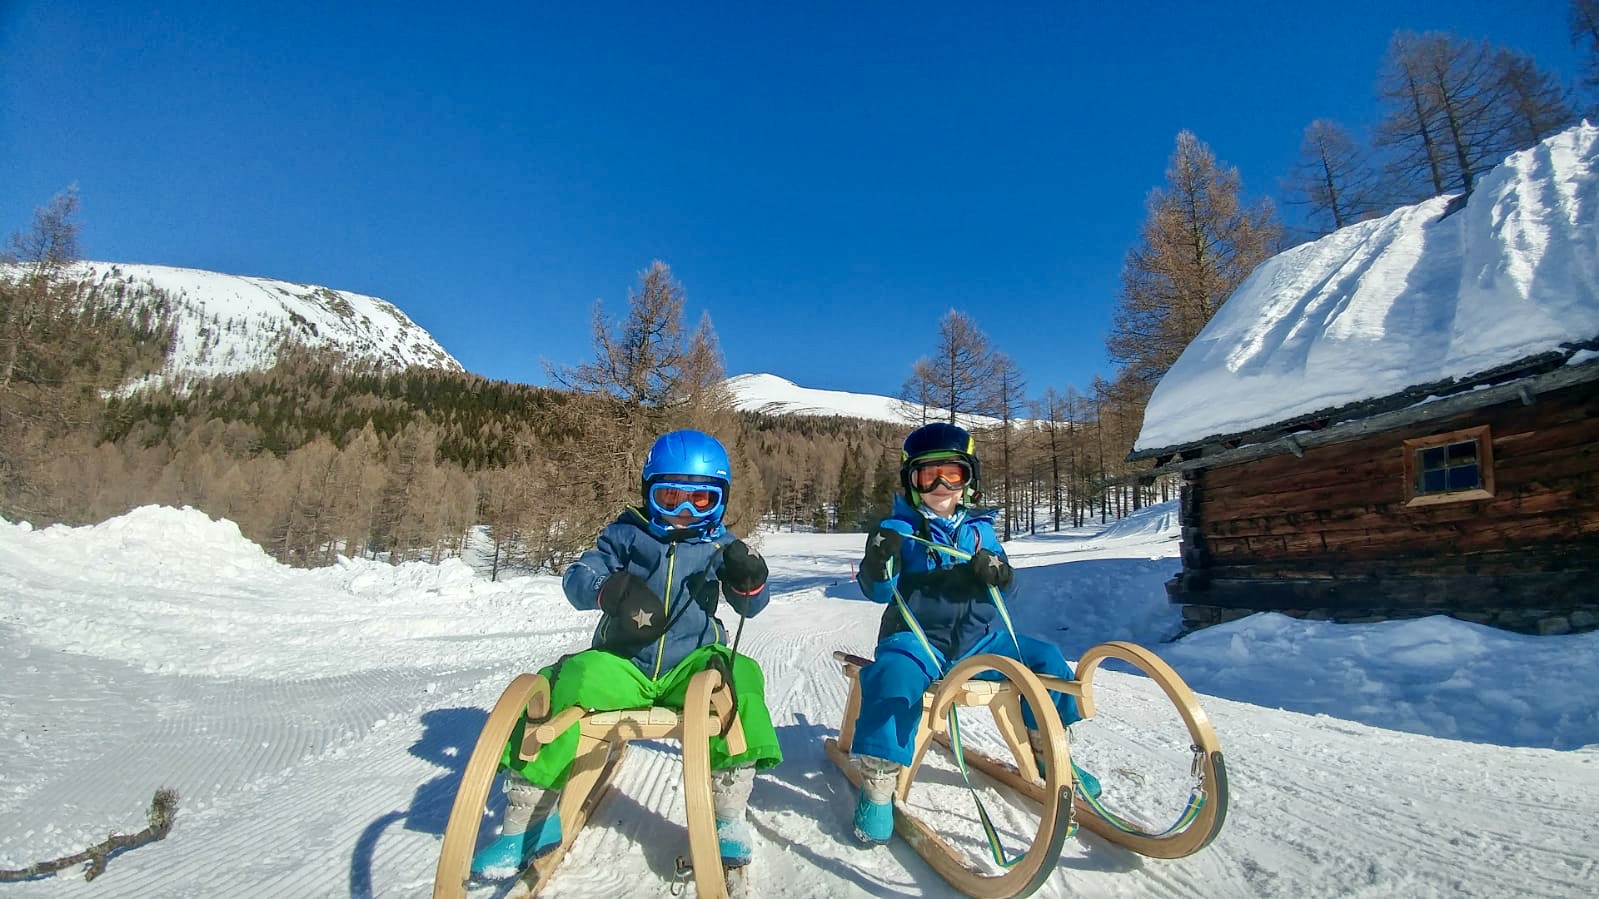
[719,540,768,594]
[860,527,905,581]
[967,549,1014,590]
[598,572,667,642]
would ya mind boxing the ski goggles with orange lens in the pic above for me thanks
[909,460,972,491]
[649,483,723,517]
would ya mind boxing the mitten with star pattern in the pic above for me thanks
[598,571,667,642]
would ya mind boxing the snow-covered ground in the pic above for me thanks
[2,503,1597,897]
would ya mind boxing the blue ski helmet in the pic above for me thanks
[900,421,980,500]
[641,429,732,537]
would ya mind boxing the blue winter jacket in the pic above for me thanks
[562,507,770,679]
[857,495,1007,659]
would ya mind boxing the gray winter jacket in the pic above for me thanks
[562,507,770,678]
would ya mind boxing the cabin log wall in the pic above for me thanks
[1170,381,1599,634]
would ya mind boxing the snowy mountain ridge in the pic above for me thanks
[61,262,918,421]
[726,373,920,424]
[62,261,464,387]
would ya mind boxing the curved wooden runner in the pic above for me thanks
[1067,641,1228,858]
[825,652,1076,899]
[434,673,549,898]
[433,668,742,899]
[929,640,1228,859]
[827,641,1230,897]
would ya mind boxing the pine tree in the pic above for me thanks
[988,353,1026,540]
[1,188,80,397]
[1037,386,1077,532]
[1375,31,1570,202]
[1573,0,1599,113]
[835,445,860,532]
[1282,119,1381,239]
[1108,131,1280,395]
[547,261,750,543]
[899,310,1003,425]
[867,443,901,525]
[1496,48,1577,149]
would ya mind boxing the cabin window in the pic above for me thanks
[1403,425,1494,506]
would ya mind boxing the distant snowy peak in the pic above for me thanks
[726,373,1009,428]
[67,261,463,385]
[726,373,918,424]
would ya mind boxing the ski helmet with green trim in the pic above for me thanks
[899,422,980,501]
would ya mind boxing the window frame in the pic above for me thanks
[1402,424,1495,507]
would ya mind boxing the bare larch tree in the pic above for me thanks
[1282,119,1381,239]
[900,309,1001,426]
[1107,130,1280,395]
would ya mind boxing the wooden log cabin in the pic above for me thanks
[1132,351,1599,635]
[1128,126,1599,635]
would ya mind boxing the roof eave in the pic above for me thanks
[1129,346,1599,474]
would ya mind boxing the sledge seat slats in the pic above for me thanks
[529,706,729,746]
[834,649,1017,707]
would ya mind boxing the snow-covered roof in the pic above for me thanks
[1134,123,1599,457]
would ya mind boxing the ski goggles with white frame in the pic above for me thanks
[647,481,724,520]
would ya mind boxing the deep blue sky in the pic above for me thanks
[0,1,1582,399]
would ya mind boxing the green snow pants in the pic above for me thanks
[498,644,783,789]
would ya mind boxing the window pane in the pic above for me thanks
[1409,432,1491,500]
[1447,464,1481,491]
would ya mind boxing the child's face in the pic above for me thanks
[909,457,967,518]
[920,484,961,517]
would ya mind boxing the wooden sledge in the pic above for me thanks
[434,668,746,899]
[824,642,1227,898]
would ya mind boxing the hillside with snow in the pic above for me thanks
[53,264,980,427]
[727,373,1010,427]
[726,373,916,423]
[61,261,463,387]
[2,504,1596,897]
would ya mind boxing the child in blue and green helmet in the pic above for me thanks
[846,422,1099,845]
[470,429,783,880]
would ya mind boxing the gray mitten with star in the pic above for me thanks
[967,548,1014,590]
[861,527,905,581]
[598,571,667,642]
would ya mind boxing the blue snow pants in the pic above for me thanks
[851,629,1083,766]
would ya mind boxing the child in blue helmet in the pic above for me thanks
[471,429,783,878]
[847,422,1099,845]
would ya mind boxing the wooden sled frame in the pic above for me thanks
[823,641,1228,899]
[434,668,746,899]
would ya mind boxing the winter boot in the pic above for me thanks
[1029,729,1101,800]
[710,762,757,868]
[852,755,900,845]
[469,772,562,878]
